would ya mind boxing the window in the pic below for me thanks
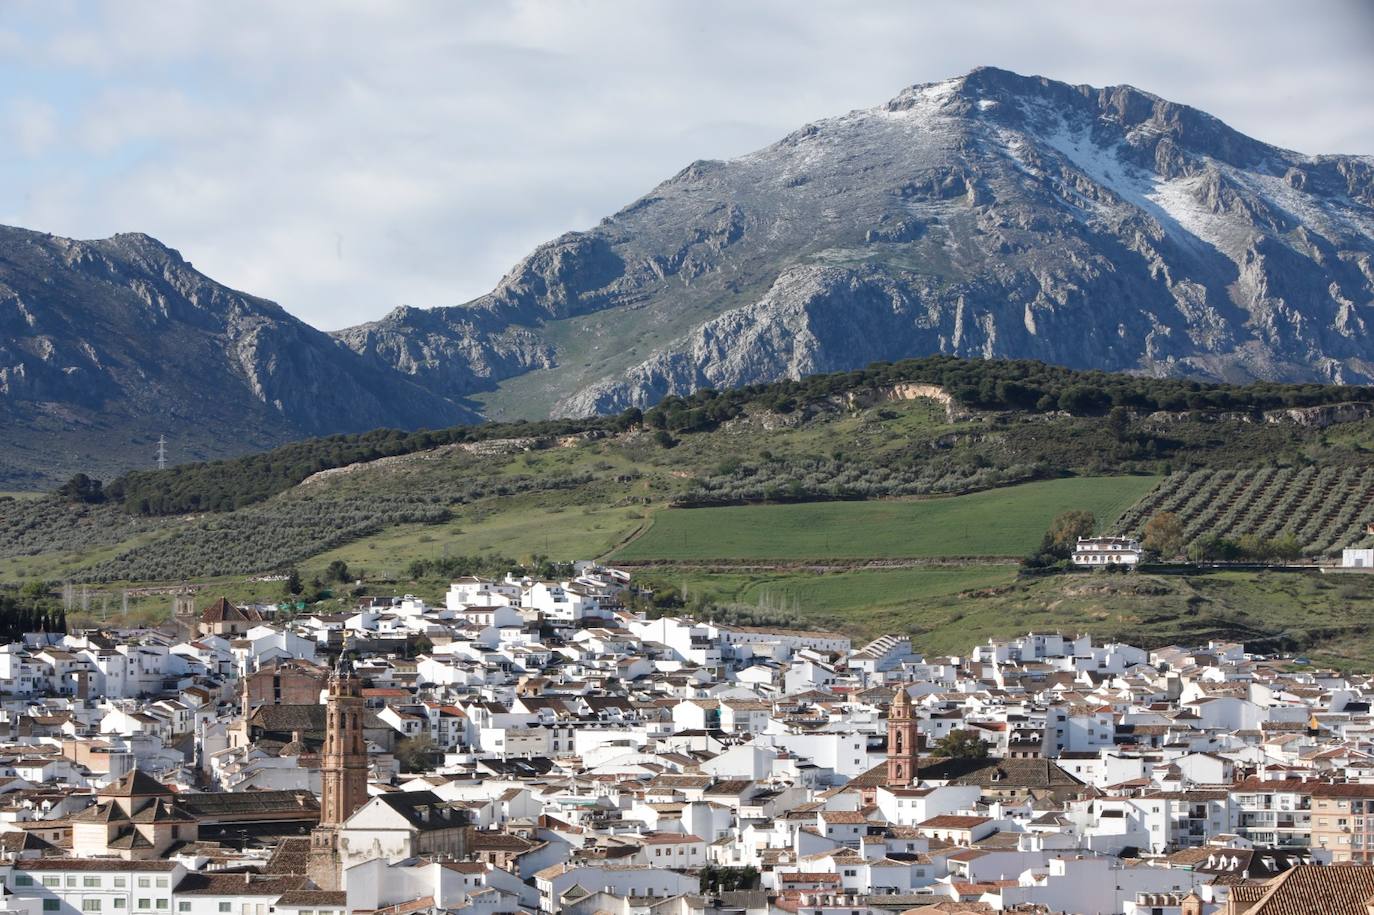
[114,879,127,889]
[155,881,168,890]
[84,878,101,888]
[138,901,151,910]
[15,875,33,887]
[219,905,231,914]
[155,902,168,911]
[44,902,59,912]
[179,905,191,913]
[114,902,125,910]
[138,880,150,890]
[83,902,102,913]
[43,877,60,888]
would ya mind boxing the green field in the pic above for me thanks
[311,493,648,575]
[615,475,1160,561]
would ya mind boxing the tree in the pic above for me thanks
[932,729,990,760]
[1106,406,1131,441]
[613,407,643,431]
[19,580,50,602]
[326,559,352,583]
[1189,536,1241,562]
[700,865,759,893]
[1058,384,1106,415]
[1236,533,1270,561]
[1034,509,1096,562]
[57,474,104,504]
[1267,533,1302,562]
[1142,511,1185,559]
[283,568,304,597]
[395,734,437,772]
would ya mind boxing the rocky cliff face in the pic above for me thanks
[8,67,1374,485]
[0,227,470,485]
[337,66,1374,417]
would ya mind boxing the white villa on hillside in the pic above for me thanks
[1073,535,1143,567]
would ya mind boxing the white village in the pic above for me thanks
[0,565,1366,915]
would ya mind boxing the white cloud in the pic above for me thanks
[1,0,1371,329]
[5,98,60,156]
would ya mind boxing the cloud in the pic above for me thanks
[1,0,1371,329]
[4,98,60,157]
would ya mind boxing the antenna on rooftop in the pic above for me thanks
[156,435,168,471]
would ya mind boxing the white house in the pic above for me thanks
[1073,536,1143,567]
[1342,548,1374,568]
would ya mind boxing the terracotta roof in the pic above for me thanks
[200,597,262,624]
[1312,783,1374,799]
[275,891,347,907]
[919,815,991,829]
[174,874,307,896]
[16,859,179,871]
[1245,864,1374,915]
[99,768,172,799]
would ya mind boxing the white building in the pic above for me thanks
[1342,548,1374,568]
[1073,536,1143,567]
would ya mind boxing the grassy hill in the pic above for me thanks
[615,476,1159,562]
[9,356,1374,662]
[648,564,1374,667]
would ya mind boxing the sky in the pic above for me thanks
[2,1,1372,330]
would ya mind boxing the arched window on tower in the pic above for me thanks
[895,733,903,753]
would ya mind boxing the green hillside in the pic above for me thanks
[1115,467,1374,557]
[647,564,1374,667]
[615,476,1159,561]
[9,356,1374,663]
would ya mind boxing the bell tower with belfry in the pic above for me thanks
[308,655,369,890]
[886,684,920,787]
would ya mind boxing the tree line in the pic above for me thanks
[0,594,67,642]
[57,355,1374,518]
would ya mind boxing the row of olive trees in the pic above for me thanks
[682,453,1048,506]
[1025,507,1307,569]
[79,472,596,583]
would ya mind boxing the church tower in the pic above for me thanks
[308,656,368,890]
[886,685,919,787]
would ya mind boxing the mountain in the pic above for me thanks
[0,227,470,487]
[7,67,1374,487]
[337,66,1374,418]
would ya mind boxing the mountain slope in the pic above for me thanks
[337,66,1374,417]
[0,227,471,487]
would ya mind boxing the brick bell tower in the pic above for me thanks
[886,684,920,787]
[308,655,368,890]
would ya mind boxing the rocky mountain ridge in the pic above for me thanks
[0,227,470,486]
[337,66,1374,417]
[5,66,1373,485]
